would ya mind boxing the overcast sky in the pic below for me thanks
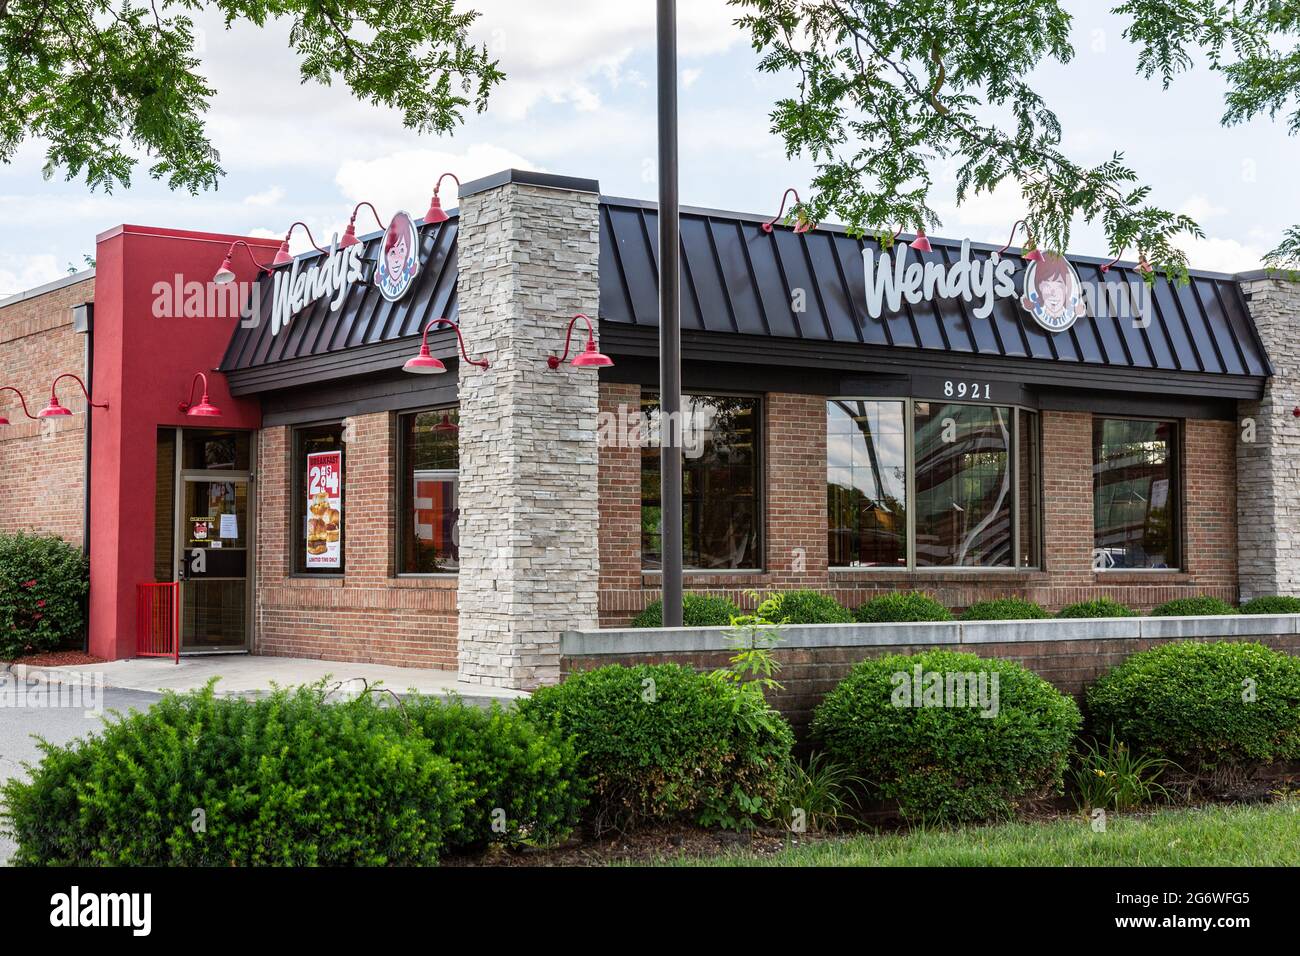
[2,0,1297,297]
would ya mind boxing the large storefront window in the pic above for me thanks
[292,424,345,574]
[1093,418,1179,569]
[642,393,760,570]
[827,399,1040,569]
[827,400,907,567]
[399,408,460,573]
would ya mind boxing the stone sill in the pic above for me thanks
[561,614,1300,656]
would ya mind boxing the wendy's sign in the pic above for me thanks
[270,237,365,336]
[861,239,1084,334]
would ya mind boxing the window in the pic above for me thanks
[399,408,460,573]
[827,400,906,567]
[827,399,1040,569]
[1093,418,1179,569]
[292,423,345,574]
[642,393,760,569]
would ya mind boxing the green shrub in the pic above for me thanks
[518,663,793,831]
[0,532,88,660]
[401,696,587,850]
[1086,641,1300,775]
[1150,596,1237,616]
[772,589,853,624]
[854,592,953,623]
[811,650,1081,823]
[1,684,468,866]
[960,597,1052,621]
[630,594,741,628]
[1056,598,1137,619]
[1240,595,1300,615]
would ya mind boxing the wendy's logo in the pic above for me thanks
[1020,253,1086,333]
[376,211,421,302]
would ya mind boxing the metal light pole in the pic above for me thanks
[656,0,683,627]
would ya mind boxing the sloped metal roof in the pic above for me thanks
[598,196,1271,379]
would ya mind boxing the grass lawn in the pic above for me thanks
[660,803,1300,866]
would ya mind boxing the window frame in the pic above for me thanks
[1091,415,1182,573]
[290,420,347,577]
[828,396,1042,573]
[640,390,766,574]
[395,404,461,578]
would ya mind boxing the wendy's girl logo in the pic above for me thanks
[376,211,421,302]
[1020,253,1087,333]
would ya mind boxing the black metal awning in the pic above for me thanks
[220,194,1270,401]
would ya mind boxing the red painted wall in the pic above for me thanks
[89,226,279,659]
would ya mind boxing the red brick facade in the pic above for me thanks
[0,277,93,548]
[253,414,457,668]
[597,384,1239,625]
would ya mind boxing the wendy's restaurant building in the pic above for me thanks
[4,168,1300,722]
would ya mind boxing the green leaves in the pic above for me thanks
[731,0,1292,279]
[0,0,504,192]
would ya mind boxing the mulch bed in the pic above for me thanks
[1,650,105,667]
[445,825,832,867]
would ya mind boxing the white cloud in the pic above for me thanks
[334,143,541,219]
[243,186,285,207]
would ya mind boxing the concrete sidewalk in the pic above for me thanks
[3,654,528,703]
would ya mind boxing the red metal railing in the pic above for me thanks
[136,582,180,663]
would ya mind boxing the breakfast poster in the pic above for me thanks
[305,450,342,568]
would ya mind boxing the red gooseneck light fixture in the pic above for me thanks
[271,222,328,267]
[178,372,222,417]
[762,188,817,234]
[340,202,385,249]
[424,173,461,225]
[41,373,107,418]
[214,240,274,284]
[996,219,1045,263]
[547,313,613,370]
[891,225,933,253]
[402,318,490,374]
[0,385,38,426]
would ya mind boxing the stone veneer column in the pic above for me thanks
[1237,274,1300,600]
[455,171,601,689]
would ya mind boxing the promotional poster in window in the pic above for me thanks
[306,450,342,569]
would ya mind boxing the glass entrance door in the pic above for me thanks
[173,430,254,652]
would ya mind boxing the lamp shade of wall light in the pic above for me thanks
[340,202,384,249]
[0,385,38,426]
[213,241,274,284]
[546,313,613,369]
[41,373,107,418]
[424,173,461,225]
[403,317,490,375]
[178,372,222,417]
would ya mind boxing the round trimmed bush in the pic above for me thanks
[401,697,588,850]
[854,592,953,623]
[1150,596,1236,617]
[1056,598,1137,619]
[1,684,468,866]
[0,532,88,660]
[630,594,741,628]
[773,589,853,624]
[1086,641,1300,774]
[960,597,1051,621]
[1240,595,1300,615]
[811,650,1081,823]
[518,663,793,830]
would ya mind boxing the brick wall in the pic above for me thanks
[254,415,457,668]
[565,632,1300,737]
[596,390,1240,625]
[0,277,93,547]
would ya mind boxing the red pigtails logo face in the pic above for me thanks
[376,211,421,302]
